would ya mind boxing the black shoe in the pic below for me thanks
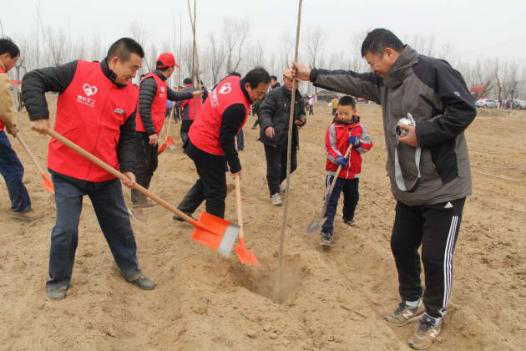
[344,218,356,226]
[126,274,155,290]
[47,285,68,300]
[320,232,333,247]
[173,211,194,222]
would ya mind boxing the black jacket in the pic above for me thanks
[258,86,306,148]
[139,70,194,135]
[21,59,136,173]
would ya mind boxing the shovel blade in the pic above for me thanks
[306,217,322,234]
[41,173,55,194]
[192,212,240,257]
[234,238,260,266]
[157,143,168,155]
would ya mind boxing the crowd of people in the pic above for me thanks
[0,26,477,350]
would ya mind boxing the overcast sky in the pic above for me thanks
[2,0,525,65]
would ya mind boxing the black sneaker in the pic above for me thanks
[408,314,442,350]
[385,301,424,326]
[320,232,333,247]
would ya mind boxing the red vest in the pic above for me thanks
[0,66,6,132]
[189,76,251,156]
[48,60,138,182]
[135,73,168,135]
[181,83,201,121]
[325,122,371,179]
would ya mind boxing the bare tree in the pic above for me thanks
[208,32,225,85]
[45,27,67,66]
[304,27,325,68]
[223,18,249,73]
[181,41,194,80]
[279,31,294,73]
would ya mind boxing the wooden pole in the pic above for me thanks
[275,0,303,301]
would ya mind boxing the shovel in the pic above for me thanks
[15,133,54,194]
[306,143,353,234]
[158,106,175,155]
[233,174,259,266]
[46,129,240,257]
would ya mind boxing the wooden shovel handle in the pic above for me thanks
[46,129,203,229]
[322,143,353,213]
[234,173,244,240]
[16,133,47,175]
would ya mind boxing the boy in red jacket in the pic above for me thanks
[321,95,373,246]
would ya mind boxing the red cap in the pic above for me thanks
[156,52,179,69]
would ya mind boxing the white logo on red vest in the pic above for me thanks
[83,84,98,97]
[77,83,98,107]
[219,83,232,95]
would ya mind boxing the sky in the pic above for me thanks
[1,0,525,65]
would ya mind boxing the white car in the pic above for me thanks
[512,99,526,110]
[476,99,498,108]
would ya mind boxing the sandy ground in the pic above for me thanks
[0,100,524,351]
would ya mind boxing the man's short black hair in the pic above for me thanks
[270,75,278,81]
[183,78,193,85]
[228,71,241,77]
[107,37,144,61]
[241,67,271,88]
[361,28,404,57]
[0,38,20,58]
[338,95,356,108]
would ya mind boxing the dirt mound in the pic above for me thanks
[0,103,524,350]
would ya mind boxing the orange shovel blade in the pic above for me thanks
[157,143,168,155]
[166,136,174,146]
[192,212,240,257]
[234,238,259,266]
[41,173,55,194]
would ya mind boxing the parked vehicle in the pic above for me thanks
[512,99,526,110]
[476,99,499,108]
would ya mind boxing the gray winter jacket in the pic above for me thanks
[258,86,306,148]
[311,46,476,206]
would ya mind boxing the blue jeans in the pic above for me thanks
[0,131,31,212]
[321,176,359,235]
[48,172,141,288]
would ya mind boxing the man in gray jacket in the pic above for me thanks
[258,69,306,206]
[294,28,476,350]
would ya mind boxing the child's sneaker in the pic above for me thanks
[408,314,442,350]
[320,232,333,247]
[385,301,424,326]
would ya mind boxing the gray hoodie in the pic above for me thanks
[310,46,476,206]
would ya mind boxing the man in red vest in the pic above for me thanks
[132,52,200,208]
[178,77,206,146]
[22,38,155,300]
[176,68,270,220]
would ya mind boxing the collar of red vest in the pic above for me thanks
[0,61,5,74]
[333,115,361,126]
[100,58,127,88]
[153,70,168,81]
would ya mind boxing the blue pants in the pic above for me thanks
[48,172,141,289]
[321,176,359,235]
[0,131,31,212]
